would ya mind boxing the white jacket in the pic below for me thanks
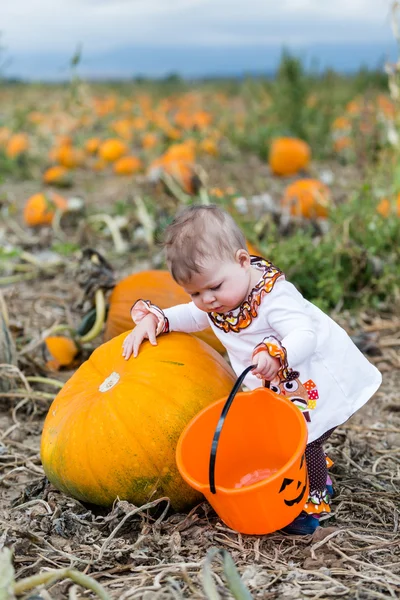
[132,258,382,443]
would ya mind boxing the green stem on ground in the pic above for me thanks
[161,172,192,204]
[79,289,106,343]
[87,214,128,254]
[13,568,111,599]
[25,376,64,389]
[0,272,41,285]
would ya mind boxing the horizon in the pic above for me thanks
[3,41,397,82]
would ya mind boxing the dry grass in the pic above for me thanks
[0,298,399,598]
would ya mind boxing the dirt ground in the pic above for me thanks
[1,160,400,599]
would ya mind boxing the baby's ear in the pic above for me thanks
[236,248,250,267]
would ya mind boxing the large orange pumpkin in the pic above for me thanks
[268,137,311,176]
[104,270,225,354]
[40,332,235,510]
[281,179,330,219]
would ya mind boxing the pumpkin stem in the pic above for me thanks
[79,288,106,343]
[161,171,191,203]
[198,186,210,205]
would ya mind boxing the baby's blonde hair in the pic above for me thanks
[163,205,247,283]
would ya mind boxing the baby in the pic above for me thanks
[122,205,382,535]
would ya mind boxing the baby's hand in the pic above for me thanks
[122,314,158,359]
[251,351,281,382]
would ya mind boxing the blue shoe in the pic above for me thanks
[281,512,320,535]
[326,483,334,497]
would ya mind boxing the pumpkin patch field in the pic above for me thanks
[1,59,400,598]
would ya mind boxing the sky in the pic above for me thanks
[0,0,397,79]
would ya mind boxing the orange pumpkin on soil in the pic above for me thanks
[268,137,311,176]
[98,138,128,162]
[6,133,29,158]
[43,165,70,185]
[281,179,331,219]
[104,270,225,355]
[113,156,143,175]
[53,146,84,168]
[40,332,235,510]
[376,195,400,218]
[142,132,158,150]
[85,137,101,155]
[44,336,78,370]
[23,192,68,227]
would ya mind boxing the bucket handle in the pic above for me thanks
[209,365,270,494]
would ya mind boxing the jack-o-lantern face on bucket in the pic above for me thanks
[278,453,308,506]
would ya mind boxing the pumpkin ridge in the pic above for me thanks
[82,400,117,502]
[111,380,166,484]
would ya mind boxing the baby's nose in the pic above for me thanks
[203,291,216,305]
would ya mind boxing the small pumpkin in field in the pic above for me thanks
[281,179,331,219]
[85,137,101,155]
[376,195,400,218]
[6,133,30,158]
[40,332,235,510]
[104,270,225,354]
[52,145,84,169]
[43,165,71,186]
[23,192,68,227]
[142,132,158,150]
[44,336,79,370]
[98,138,128,162]
[269,137,311,176]
[113,155,142,175]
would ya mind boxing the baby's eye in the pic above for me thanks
[210,283,222,291]
[190,292,199,297]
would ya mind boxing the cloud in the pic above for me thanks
[1,0,393,56]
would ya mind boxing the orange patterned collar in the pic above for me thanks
[208,256,283,333]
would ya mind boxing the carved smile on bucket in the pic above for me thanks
[278,454,308,506]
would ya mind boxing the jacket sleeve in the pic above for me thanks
[164,302,210,333]
[262,281,317,367]
[131,299,209,334]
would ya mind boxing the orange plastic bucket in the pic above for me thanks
[176,366,309,535]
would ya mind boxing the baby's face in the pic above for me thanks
[181,254,254,314]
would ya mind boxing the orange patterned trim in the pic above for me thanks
[209,257,283,333]
[130,299,169,335]
[252,335,290,380]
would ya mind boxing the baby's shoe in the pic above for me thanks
[281,512,320,535]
